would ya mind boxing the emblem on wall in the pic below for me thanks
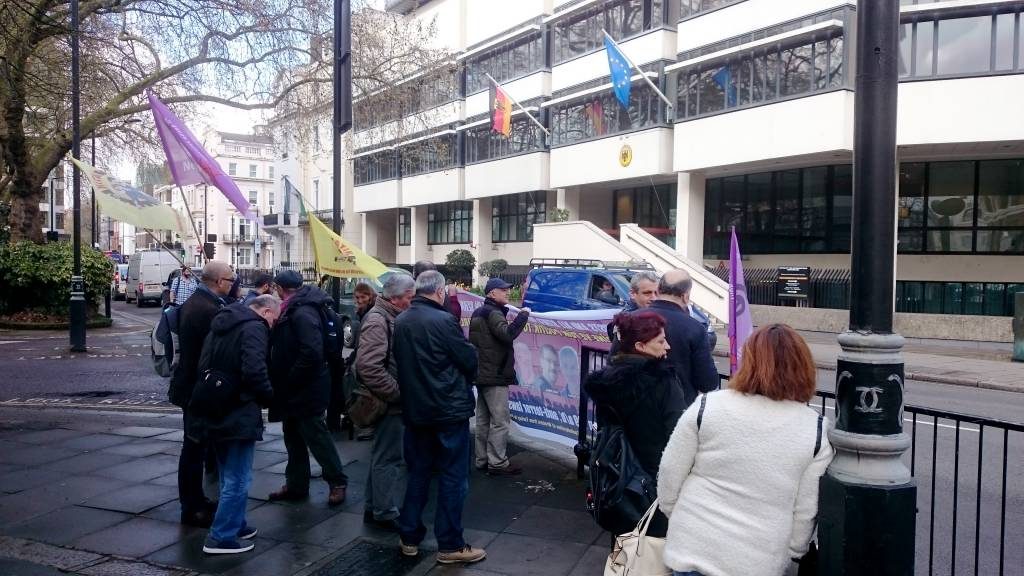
[619,144,633,167]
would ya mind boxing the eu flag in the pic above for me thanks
[604,36,632,108]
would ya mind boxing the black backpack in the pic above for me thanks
[585,407,657,536]
[319,303,345,381]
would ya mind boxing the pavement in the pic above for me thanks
[0,407,608,576]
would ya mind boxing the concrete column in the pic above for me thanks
[473,197,494,286]
[342,162,361,248]
[360,212,379,256]
[556,187,581,220]
[410,205,429,266]
[676,171,706,262]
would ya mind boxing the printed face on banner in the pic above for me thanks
[459,292,612,445]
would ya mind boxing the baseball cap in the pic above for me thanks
[485,277,512,294]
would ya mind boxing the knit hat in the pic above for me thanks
[274,270,304,289]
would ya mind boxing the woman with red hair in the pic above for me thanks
[584,311,685,537]
[657,323,834,576]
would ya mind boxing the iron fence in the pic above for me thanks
[575,347,1022,575]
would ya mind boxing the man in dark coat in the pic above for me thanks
[242,273,275,305]
[646,270,720,408]
[267,270,347,506]
[468,277,529,476]
[393,270,485,565]
[187,295,279,555]
[169,260,233,527]
[413,260,462,321]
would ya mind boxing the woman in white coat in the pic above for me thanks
[657,323,834,576]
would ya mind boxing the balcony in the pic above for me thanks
[263,213,292,227]
[222,234,274,245]
[299,209,339,225]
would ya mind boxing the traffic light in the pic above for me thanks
[203,242,215,259]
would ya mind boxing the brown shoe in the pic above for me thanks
[268,485,308,502]
[486,465,522,477]
[328,484,347,506]
[437,545,486,564]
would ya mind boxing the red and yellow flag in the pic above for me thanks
[490,83,513,137]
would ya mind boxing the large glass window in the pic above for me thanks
[550,81,665,146]
[428,201,473,245]
[900,8,1024,78]
[353,149,399,185]
[679,0,744,20]
[354,69,460,131]
[492,192,547,242]
[465,116,546,164]
[613,185,677,247]
[400,134,458,177]
[553,0,663,64]
[466,33,545,95]
[398,209,411,246]
[676,26,845,121]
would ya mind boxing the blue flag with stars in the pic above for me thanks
[604,36,632,108]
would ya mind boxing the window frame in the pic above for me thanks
[549,79,668,148]
[427,201,474,245]
[398,208,412,246]
[491,192,547,243]
[552,0,668,65]
[899,7,1024,81]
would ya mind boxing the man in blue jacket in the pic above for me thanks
[393,270,485,566]
[646,270,720,408]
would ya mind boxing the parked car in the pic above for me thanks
[126,250,180,307]
[111,264,129,301]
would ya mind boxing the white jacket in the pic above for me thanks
[657,389,834,576]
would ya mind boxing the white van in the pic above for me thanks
[127,250,181,306]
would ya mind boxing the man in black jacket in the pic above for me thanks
[267,270,347,506]
[468,277,529,476]
[187,295,279,555]
[393,270,485,565]
[169,260,233,527]
[646,270,720,407]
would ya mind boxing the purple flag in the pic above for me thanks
[147,92,254,220]
[728,227,753,375]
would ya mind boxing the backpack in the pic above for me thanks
[585,407,657,536]
[318,302,346,380]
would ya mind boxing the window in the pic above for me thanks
[899,159,1024,254]
[613,185,677,247]
[268,166,274,180]
[428,201,473,244]
[492,193,547,242]
[553,0,662,64]
[679,0,745,20]
[899,8,1024,78]
[354,150,399,185]
[465,116,546,163]
[249,190,258,206]
[245,146,258,155]
[466,32,545,95]
[550,81,665,146]
[55,213,65,230]
[269,191,275,208]
[248,165,257,178]
[228,163,237,176]
[398,209,412,246]
[237,248,252,267]
[676,23,845,121]
[704,165,852,256]
[313,179,320,209]
[401,134,458,177]
[354,69,459,130]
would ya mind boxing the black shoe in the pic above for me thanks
[181,508,214,528]
[486,465,523,477]
[363,511,400,532]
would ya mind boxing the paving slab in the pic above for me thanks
[72,517,192,558]
[0,445,80,467]
[100,440,182,458]
[264,460,323,477]
[108,426,179,438]
[6,428,84,445]
[252,450,289,471]
[426,565,509,576]
[0,535,104,571]
[0,467,66,494]
[144,531,278,574]
[566,545,611,576]
[80,483,178,514]
[150,431,184,442]
[242,501,342,541]
[223,541,333,576]
[459,495,530,533]
[38,451,134,474]
[79,558,191,576]
[0,557,69,576]
[503,505,603,545]
[5,505,132,546]
[256,438,289,453]
[140,497,262,524]
[59,433,135,451]
[293,511,396,549]
[479,533,588,576]
[305,539,425,576]
[92,454,179,483]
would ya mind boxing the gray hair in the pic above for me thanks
[629,271,660,292]
[248,294,281,312]
[659,270,693,297]
[414,270,446,296]
[382,272,415,300]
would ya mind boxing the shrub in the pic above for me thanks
[478,258,508,278]
[445,249,476,271]
[0,242,113,316]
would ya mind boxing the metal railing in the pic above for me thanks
[575,347,1022,575]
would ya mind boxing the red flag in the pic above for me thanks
[490,83,513,137]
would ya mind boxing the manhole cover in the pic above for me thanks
[311,540,425,576]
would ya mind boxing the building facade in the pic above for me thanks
[299,0,1024,314]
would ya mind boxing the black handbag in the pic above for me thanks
[189,368,241,420]
[797,542,818,576]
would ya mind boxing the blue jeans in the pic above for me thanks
[398,421,470,553]
[209,440,255,542]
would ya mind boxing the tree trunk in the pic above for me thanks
[9,188,44,244]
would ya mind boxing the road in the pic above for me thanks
[0,300,1021,575]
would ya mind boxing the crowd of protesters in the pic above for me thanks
[163,256,832,573]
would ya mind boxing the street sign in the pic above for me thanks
[777,266,810,299]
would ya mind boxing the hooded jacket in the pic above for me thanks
[187,303,274,442]
[468,297,529,387]
[584,354,686,478]
[169,284,224,408]
[354,297,403,412]
[394,296,478,426]
[269,284,333,420]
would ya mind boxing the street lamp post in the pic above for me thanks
[90,133,96,247]
[69,0,86,352]
[332,0,351,306]
[817,1,916,574]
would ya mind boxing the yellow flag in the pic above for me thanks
[71,159,188,234]
[307,211,389,279]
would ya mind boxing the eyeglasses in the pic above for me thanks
[219,276,236,284]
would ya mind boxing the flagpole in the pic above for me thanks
[176,186,207,265]
[601,29,673,109]
[484,73,551,137]
[143,228,186,267]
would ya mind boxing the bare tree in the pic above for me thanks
[0,0,445,243]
